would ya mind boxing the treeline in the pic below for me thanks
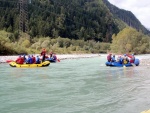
[0,30,110,55]
[0,27,150,55]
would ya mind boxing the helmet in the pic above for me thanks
[124,54,126,56]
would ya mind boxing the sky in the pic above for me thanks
[108,0,150,28]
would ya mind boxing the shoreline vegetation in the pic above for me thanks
[1,27,150,57]
[0,31,110,55]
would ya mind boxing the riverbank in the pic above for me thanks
[0,54,101,63]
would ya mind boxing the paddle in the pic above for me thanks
[131,63,136,67]
[57,59,60,62]
[6,60,14,63]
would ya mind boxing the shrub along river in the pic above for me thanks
[0,55,150,113]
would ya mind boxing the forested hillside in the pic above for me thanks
[0,0,149,55]
[0,0,119,42]
[103,0,150,35]
[1,0,149,43]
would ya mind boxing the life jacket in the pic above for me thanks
[111,56,115,62]
[41,51,46,55]
[107,55,111,62]
[53,55,57,60]
[130,56,135,63]
[123,59,128,64]
[16,57,24,64]
[32,57,36,64]
[36,57,40,64]
[41,49,46,56]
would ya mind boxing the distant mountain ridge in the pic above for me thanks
[103,0,150,34]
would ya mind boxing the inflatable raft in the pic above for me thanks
[9,61,50,68]
[45,58,60,63]
[106,59,140,67]
[45,58,56,63]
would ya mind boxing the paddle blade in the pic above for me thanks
[6,60,14,63]
[131,63,136,67]
[57,59,60,62]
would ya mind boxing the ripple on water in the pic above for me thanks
[0,56,150,113]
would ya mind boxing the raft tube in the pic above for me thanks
[105,59,140,67]
[9,61,50,68]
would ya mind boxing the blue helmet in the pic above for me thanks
[124,54,126,56]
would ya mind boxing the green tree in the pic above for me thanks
[111,27,150,54]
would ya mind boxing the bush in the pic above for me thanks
[22,39,31,48]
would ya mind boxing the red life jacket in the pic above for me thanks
[16,57,24,64]
[41,50,46,55]
[107,55,111,62]
[130,56,135,63]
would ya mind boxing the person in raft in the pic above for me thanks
[107,53,112,62]
[31,55,36,64]
[41,48,46,62]
[26,55,33,64]
[23,54,27,62]
[49,51,53,58]
[50,53,57,61]
[122,54,129,64]
[16,55,24,64]
[111,55,116,62]
[127,54,135,63]
[116,55,123,64]
[36,56,41,64]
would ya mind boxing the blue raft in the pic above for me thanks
[106,59,140,67]
[45,58,56,63]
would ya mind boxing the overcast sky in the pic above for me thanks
[108,0,150,28]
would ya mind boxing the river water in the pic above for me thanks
[0,55,150,113]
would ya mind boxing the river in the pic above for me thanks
[0,55,150,113]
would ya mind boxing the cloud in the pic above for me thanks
[108,0,150,28]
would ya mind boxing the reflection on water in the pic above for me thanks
[104,66,150,81]
[8,66,50,79]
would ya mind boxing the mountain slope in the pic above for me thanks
[0,0,149,43]
[103,0,150,34]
